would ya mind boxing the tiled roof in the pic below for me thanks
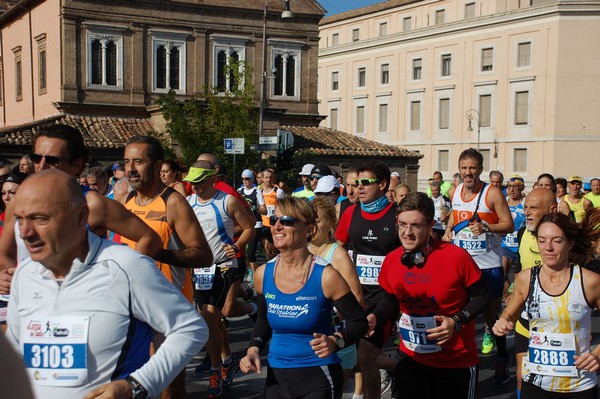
[0,114,157,149]
[321,0,421,25]
[282,125,422,158]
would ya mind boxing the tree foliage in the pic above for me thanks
[156,60,259,174]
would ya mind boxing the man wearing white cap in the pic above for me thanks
[237,169,266,275]
[292,163,315,200]
[314,175,347,222]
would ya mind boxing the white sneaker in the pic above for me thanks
[380,369,392,394]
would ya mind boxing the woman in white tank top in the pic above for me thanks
[493,213,600,399]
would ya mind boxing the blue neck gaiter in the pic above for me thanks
[360,195,390,214]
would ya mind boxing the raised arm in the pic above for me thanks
[85,191,162,258]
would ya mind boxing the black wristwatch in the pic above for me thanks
[333,334,346,352]
[451,315,463,332]
[126,376,148,399]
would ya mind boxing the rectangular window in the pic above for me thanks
[515,91,529,125]
[403,17,412,31]
[412,58,422,80]
[441,54,451,77]
[480,149,491,171]
[330,108,338,130]
[379,104,388,133]
[331,71,339,91]
[439,98,450,129]
[381,63,389,85]
[352,29,360,42]
[272,46,301,99]
[86,26,125,89]
[514,148,528,172]
[379,22,387,37]
[36,34,47,95]
[479,94,492,127]
[16,59,22,101]
[438,150,449,172]
[435,9,445,25]
[39,50,47,93]
[332,33,339,46]
[358,67,366,87]
[517,42,531,68]
[481,47,494,72]
[465,2,476,19]
[410,101,421,130]
[13,46,22,101]
[356,106,365,134]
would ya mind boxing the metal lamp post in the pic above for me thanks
[466,109,481,150]
[257,0,294,171]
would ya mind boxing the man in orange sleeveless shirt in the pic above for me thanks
[122,136,213,399]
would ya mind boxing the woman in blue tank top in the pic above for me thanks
[240,197,368,399]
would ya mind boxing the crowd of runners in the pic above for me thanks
[1,123,600,399]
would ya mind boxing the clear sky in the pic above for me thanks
[318,0,384,16]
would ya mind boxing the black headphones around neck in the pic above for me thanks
[401,239,433,269]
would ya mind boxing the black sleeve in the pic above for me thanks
[453,277,491,324]
[248,294,272,351]
[334,292,369,346]
[514,226,527,274]
[369,290,399,327]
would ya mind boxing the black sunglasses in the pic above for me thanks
[309,175,323,181]
[30,153,69,166]
[269,215,300,227]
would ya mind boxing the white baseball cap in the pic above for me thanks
[314,175,341,194]
[299,163,315,176]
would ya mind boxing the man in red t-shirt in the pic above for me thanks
[372,192,491,399]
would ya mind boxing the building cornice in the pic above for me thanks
[319,2,600,58]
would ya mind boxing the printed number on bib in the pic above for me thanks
[455,228,487,255]
[193,265,217,291]
[526,331,577,377]
[398,314,441,354]
[21,316,90,386]
[355,254,385,285]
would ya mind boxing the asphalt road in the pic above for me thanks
[184,302,600,399]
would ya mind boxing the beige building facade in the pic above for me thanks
[318,0,600,189]
[0,0,326,165]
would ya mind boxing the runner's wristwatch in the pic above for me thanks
[333,334,346,351]
[126,376,148,399]
[451,315,463,332]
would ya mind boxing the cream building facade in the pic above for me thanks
[318,0,600,189]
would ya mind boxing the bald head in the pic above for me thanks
[15,169,86,211]
[524,188,558,232]
[191,160,215,170]
[12,169,89,274]
[197,153,219,166]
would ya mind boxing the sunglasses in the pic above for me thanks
[355,178,381,186]
[309,175,323,181]
[242,177,253,180]
[30,153,69,166]
[269,215,301,227]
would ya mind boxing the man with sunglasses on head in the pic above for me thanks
[184,160,255,398]
[122,136,213,399]
[335,162,400,399]
[372,192,490,399]
[0,125,162,294]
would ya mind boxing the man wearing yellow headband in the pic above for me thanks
[184,160,255,398]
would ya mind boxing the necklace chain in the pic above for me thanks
[279,255,313,285]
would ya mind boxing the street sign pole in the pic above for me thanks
[224,138,244,187]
